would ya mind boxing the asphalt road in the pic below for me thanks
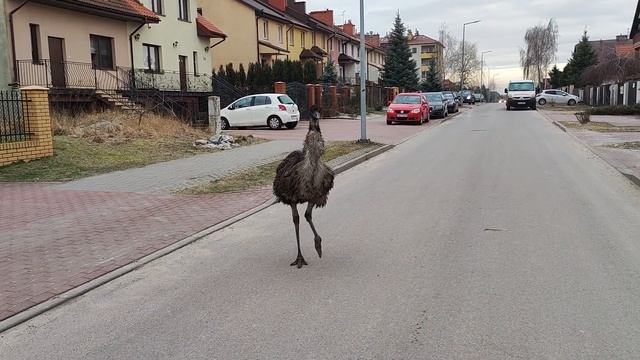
[2,104,640,359]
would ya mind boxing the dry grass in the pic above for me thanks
[180,141,381,195]
[559,121,640,133]
[607,141,640,150]
[541,104,591,112]
[0,111,264,181]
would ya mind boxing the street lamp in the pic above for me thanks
[460,20,480,91]
[358,0,368,142]
[480,50,492,89]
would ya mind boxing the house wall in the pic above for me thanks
[131,0,210,77]
[197,0,256,70]
[257,16,289,64]
[287,26,311,61]
[9,2,129,64]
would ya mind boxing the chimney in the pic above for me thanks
[267,0,286,12]
[342,20,355,36]
[365,34,380,47]
[310,9,334,27]
[289,0,306,14]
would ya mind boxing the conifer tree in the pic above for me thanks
[381,13,418,90]
[562,31,597,86]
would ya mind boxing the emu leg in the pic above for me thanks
[290,205,307,268]
[305,203,322,258]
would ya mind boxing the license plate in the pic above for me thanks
[291,115,298,120]
[397,114,407,118]
[517,102,526,105]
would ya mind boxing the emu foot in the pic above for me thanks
[315,236,322,258]
[290,256,308,268]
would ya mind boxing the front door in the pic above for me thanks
[48,37,66,88]
[179,55,187,92]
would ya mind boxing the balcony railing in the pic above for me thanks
[15,60,212,93]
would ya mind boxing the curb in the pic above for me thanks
[539,110,640,189]
[0,143,394,334]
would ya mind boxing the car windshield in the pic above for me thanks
[426,94,442,102]
[508,82,535,91]
[443,94,454,100]
[393,95,421,104]
[278,95,295,104]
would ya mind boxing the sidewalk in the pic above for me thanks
[541,110,640,185]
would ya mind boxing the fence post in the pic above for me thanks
[274,81,286,94]
[306,84,315,109]
[329,86,337,115]
[208,95,221,136]
[314,84,322,108]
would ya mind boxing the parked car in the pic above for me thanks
[474,93,486,102]
[536,89,580,106]
[442,92,459,113]
[504,79,536,110]
[425,92,448,118]
[386,92,430,125]
[460,90,476,104]
[220,93,300,130]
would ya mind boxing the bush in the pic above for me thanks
[587,104,640,116]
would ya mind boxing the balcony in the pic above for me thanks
[15,60,212,93]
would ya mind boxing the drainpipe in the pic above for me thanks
[9,0,31,86]
[129,22,146,90]
[326,33,336,63]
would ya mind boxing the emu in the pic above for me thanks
[273,105,335,268]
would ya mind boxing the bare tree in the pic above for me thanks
[582,56,640,85]
[520,18,558,85]
[438,23,480,86]
[439,22,459,80]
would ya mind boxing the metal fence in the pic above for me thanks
[0,90,30,143]
[286,82,308,115]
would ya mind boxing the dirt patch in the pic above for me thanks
[607,141,640,150]
[559,121,640,133]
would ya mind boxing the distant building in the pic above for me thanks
[630,0,640,58]
[586,35,634,63]
[381,32,444,82]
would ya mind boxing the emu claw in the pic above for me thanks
[315,236,322,258]
[290,256,308,268]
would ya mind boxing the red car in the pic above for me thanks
[386,92,430,125]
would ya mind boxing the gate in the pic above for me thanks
[618,83,625,105]
[212,74,247,108]
[0,90,30,143]
[286,82,308,118]
[628,81,638,105]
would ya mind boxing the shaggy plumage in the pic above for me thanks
[273,105,335,268]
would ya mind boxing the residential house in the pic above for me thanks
[334,20,361,84]
[364,34,385,84]
[284,1,334,75]
[129,0,225,93]
[586,35,634,63]
[382,33,444,83]
[309,9,351,80]
[7,0,158,90]
[631,0,640,58]
[264,0,314,64]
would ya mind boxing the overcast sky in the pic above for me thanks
[304,0,636,88]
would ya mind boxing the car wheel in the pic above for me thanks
[568,99,576,106]
[531,103,537,110]
[267,116,282,130]
[285,121,298,129]
[220,118,230,130]
[538,98,547,105]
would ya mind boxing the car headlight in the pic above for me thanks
[387,108,395,113]
[411,109,421,113]
[466,96,471,99]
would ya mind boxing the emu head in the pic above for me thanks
[309,105,321,132]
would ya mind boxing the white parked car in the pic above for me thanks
[536,89,580,106]
[220,93,300,130]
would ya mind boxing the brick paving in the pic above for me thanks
[0,183,273,322]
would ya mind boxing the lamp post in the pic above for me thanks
[358,0,368,142]
[460,20,480,91]
[480,50,492,89]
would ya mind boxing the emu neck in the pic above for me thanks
[303,128,324,164]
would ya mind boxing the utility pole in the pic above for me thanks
[358,0,368,142]
[480,50,492,89]
[460,20,480,91]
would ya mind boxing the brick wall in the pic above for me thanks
[0,86,54,167]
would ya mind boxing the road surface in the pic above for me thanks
[2,104,640,359]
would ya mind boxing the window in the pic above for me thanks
[301,32,305,47]
[150,0,162,14]
[29,24,40,63]
[278,95,295,104]
[193,51,198,74]
[142,44,161,72]
[178,0,189,21]
[90,35,114,69]
[312,32,316,46]
[263,20,269,39]
[233,97,252,109]
[289,29,294,45]
[277,25,283,43]
[411,48,416,53]
[421,58,430,66]
[421,45,435,53]
[253,96,271,106]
